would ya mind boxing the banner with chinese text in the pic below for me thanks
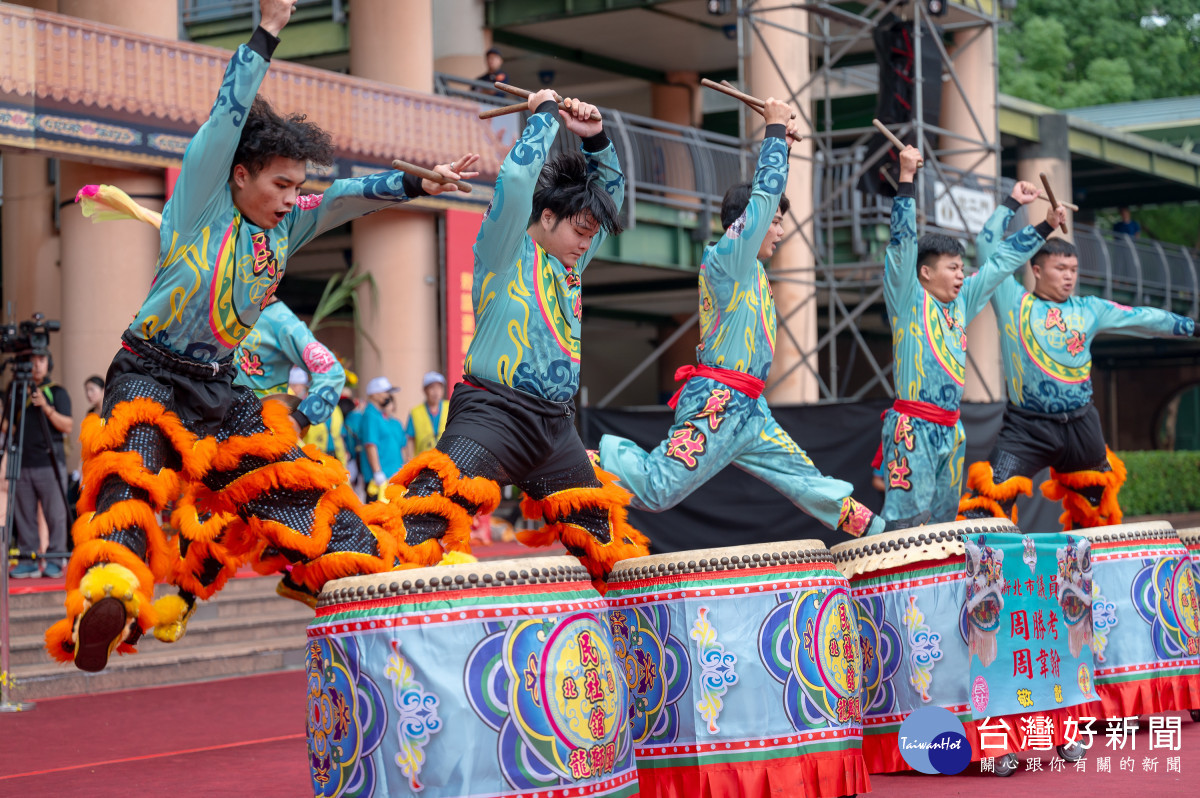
[444,209,484,395]
[964,532,1096,719]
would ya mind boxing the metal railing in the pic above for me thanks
[179,0,343,27]
[435,74,744,232]
[435,74,1199,317]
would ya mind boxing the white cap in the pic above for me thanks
[422,371,446,389]
[288,366,310,386]
[366,376,399,396]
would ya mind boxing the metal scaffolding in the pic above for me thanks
[736,0,1004,403]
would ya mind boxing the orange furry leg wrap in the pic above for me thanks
[518,467,650,579]
[294,485,405,593]
[1040,448,1127,530]
[956,461,1031,522]
[383,449,502,565]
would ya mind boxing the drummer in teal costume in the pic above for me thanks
[959,182,1196,528]
[881,145,1065,526]
[48,0,479,673]
[385,88,650,576]
[233,297,345,430]
[598,99,886,538]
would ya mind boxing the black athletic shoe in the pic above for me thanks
[73,597,128,673]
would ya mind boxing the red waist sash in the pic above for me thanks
[667,365,766,410]
[872,399,961,470]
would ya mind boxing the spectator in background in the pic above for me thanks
[404,371,448,461]
[83,375,105,420]
[6,351,72,578]
[477,46,507,88]
[1113,206,1140,239]
[361,376,407,502]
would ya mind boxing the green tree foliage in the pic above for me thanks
[999,1,1200,109]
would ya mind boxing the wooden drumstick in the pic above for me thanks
[479,101,528,120]
[872,119,923,168]
[1037,190,1078,213]
[391,159,472,193]
[701,78,796,119]
[492,82,602,121]
[720,80,764,118]
[1039,172,1069,234]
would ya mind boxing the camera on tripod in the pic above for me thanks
[0,313,60,358]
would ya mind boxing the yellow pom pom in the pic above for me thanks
[151,594,195,643]
[437,550,478,566]
[80,563,143,617]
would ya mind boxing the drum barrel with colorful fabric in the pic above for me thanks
[1080,522,1200,716]
[306,556,640,798]
[831,519,1094,771]
[604,540,868,798]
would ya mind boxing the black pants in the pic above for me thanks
[990,402,1109,480]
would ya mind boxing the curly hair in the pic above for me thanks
[530,152,623,235]
[231,96,335,177]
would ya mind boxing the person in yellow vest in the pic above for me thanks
[403,372,448,459]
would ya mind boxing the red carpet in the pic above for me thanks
[0,672,311,797]
[3,669,1196,796]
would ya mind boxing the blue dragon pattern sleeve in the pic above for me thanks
[233,301,345,424]
[129,35,418,364]
[959,219,1046,322]
[464,110,625,402]
[696,131,788,380]
[883,184,937,404]
[285,172,422,251]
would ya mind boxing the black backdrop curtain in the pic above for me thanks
[580,401,1060,553]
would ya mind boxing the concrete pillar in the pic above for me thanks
[433,0,488,80]
[748,7,816,404]
[651,71,700,128]
[1017,114,1074,241]
[350,0,439,401]
[1,155,61,368]
[941,28,1005,403]
[52,0,175,466]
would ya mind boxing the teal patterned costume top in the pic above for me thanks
[696,135,788,380]
[978,202,1194,413]
[885,183,1051,410]
[130,32,425,363]
[232,299,345,424]
[464,107,624,402]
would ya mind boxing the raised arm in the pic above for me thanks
[883,146,925,310]
[705,100,792,279]
[961,204,1063,321]
[556,96,626,274]
[474,92,562,276]
[285,152,479,249]
[167,27,277,234]
[1089,298,1196,339]
[976,181,1041,311]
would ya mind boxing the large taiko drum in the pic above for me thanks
[830,519,1095,772]
[604,540,868,798]
[1079,522,1200,716]
[305,556,639,798]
